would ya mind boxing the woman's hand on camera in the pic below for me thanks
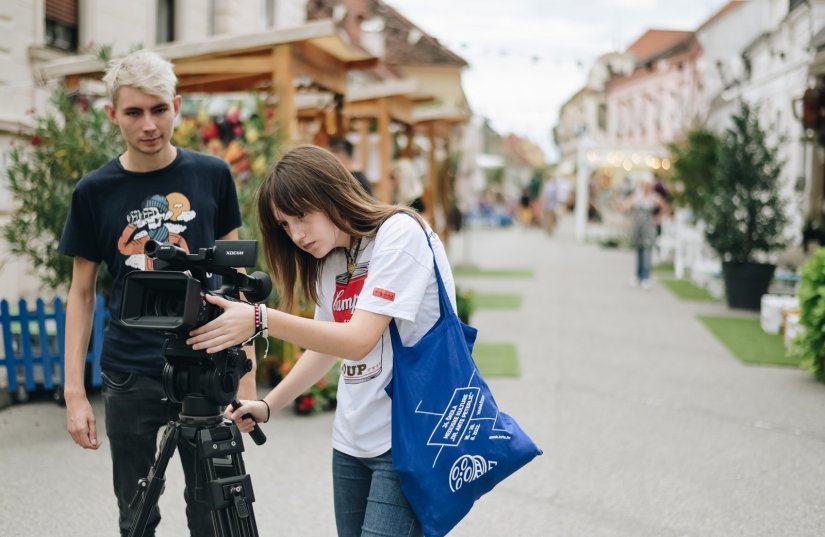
[186,294,255,354]
[224,399,267,433]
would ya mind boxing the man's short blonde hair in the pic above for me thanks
[102,50,177,105]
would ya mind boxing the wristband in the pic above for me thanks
[259,303,268,339]
[259,398,271,423]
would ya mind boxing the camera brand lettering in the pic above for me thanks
[225,250,245,255]
[448,454,497,492]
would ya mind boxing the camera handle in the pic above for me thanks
[231,399,266,446]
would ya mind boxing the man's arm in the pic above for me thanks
[218,228,258,400]
[64,256,102,449]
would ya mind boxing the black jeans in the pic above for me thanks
[102,369,216,537]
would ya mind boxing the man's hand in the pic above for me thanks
[66,396,101,449]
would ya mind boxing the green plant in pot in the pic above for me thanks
[701,101,789,311]
[667,127,720,221]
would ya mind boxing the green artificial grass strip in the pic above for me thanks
[661,278,719,301]
[652,263,675,274]
[473,343,520,377]
[474,293,522,309]
[697,315,800,367]
[453,265,533,278]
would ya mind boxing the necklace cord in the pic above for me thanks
[345,238,361,275]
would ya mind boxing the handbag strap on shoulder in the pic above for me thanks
[398,211,456,320]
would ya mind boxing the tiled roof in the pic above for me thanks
[306,0,468,68]
[626,30,694,64]
[377,2,468,67]
[501,134,545,168]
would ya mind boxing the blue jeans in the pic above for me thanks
[102,369,216,537]
[637,245,652,282]
[332,449,422,537]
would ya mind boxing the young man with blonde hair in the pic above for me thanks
[59,49,255,536]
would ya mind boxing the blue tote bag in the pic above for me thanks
[387,229,542,537]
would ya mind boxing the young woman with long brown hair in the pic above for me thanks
[187,144,456,537]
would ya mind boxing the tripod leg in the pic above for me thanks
[197,421,259,537]
[128,421,180,537]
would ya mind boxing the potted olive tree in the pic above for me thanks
[702,101,790,310]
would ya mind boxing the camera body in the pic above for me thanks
[121,239,268,334]
[120,240,271,411]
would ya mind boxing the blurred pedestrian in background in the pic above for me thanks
[528,171,544,226]
[653,175,670,238]
[391,151,425,212]
[540,177,558,235]
[556,176,573,215]
[518,186,532,226]
[619,175,669,289]
[329,136,373,196]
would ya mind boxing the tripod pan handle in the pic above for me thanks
[232,399,267,445]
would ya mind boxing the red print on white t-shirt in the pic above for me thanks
[332,271,367,323]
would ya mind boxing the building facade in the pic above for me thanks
[0,0,307,300]
[554,51,635,180]
[699,0,825,246]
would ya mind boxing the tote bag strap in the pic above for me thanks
[388,213,456,347]
[402,211,456,319]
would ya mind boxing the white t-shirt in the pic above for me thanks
[314,213,456,458]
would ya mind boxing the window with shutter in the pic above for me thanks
[45,0,78,51]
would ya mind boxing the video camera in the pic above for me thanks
[120,239,272,414]
[121,240,270,536]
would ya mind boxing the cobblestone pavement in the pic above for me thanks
[2,216,825,536]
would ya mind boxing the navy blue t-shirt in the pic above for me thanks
[58,148,242,376]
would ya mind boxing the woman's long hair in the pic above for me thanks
[257,144,423,311]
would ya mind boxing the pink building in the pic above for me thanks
[606,30,703,149]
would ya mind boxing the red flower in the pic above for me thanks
[298,395,315,412]
[30,134,42,146]
[200,120,219,142]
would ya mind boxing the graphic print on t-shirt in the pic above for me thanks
[332,264,367,323]
[333,261,384,384]
[117,192,194,270]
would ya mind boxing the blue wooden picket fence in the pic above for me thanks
[0,294,108,401]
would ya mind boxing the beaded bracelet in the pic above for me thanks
[253,302,262,334]
[241,303,271,352]
[241,303,264,347]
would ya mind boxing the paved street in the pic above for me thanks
[2,215,825,536]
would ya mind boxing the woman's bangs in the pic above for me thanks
[272,177,315,217]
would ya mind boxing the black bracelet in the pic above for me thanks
[259,398,271,423]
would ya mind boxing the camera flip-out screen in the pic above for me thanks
[121,271,204,332]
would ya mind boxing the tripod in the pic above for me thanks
[128,342,265,537]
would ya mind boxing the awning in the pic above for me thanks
[35,19,378,139]
[37,19,376,94]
